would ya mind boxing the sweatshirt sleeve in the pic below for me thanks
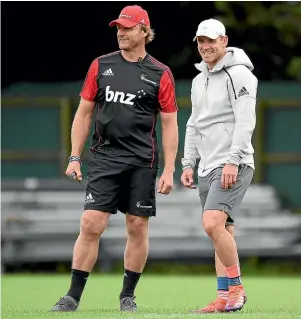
[227,66,258,166]
[181,79,200,170]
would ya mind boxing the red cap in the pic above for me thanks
[109,5,150,28]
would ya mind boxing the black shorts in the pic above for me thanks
[84,153,158,217]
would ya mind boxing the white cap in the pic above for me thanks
[193,18,226,41]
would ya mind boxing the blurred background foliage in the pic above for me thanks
[214,1,301,80]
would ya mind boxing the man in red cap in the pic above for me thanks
[50,5,178,313]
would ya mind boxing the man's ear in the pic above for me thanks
[141,28,148,39]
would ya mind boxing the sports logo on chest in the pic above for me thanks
[141,74,157,87]
[100,69,156,107]
[105,86,136,105]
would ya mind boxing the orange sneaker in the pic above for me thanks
[190,297,227,313]
[225,285,247,312]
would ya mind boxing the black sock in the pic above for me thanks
[120,269,141,299]
[67,269,90,302]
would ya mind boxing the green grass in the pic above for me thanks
[2,274,301,319]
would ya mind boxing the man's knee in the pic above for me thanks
[226,224,235,236]
[80,210,109,240]
[126,214,149,239]
[202,210,227,238]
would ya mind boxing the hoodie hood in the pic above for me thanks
[195,47,254,75]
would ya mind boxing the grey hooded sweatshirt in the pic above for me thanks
[182,47,258,177]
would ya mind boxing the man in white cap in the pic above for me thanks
[181,18,258,313]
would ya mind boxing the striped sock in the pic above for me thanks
[218,290,229,300]
[217,276,229,299]
[226,264,242,286]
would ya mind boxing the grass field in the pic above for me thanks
[2,274,300,319]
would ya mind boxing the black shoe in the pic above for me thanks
[120,296,138,311]
[49,295,79,312]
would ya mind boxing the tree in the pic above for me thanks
[214,1,301,80]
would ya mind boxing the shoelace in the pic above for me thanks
[207,300,218,306]
[55,297,66,306]
[123,297,136,307]
[228,288,241,301]
[207,298,226,307]
[56,296,74,307]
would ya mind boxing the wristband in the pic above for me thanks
[68,155,82,166]
[182,163,194,171]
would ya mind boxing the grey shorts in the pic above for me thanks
[198,164,254,226]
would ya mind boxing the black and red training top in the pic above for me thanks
[80,51,178,168]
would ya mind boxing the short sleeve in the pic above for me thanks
[158,69,178,113]
[80,59,99,102]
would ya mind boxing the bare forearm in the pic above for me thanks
[71,111,93,157]
[162,124,178,172]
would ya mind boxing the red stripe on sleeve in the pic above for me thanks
[158,70,178,113]
[80,58,99,101]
